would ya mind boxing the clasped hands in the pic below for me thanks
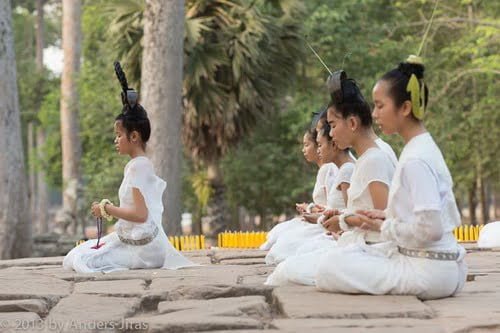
[318,208,386,233]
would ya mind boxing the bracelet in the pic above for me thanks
[339,212,355,231]
[99,199,113,222]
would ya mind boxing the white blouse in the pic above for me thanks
[115,156,166,240]
[326,162,355,209]
[312,163,338,206]
[381,133,461,251]
[342,147,395,243]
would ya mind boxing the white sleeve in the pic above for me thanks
[335,163,354,190]
[361,151,394,188]
[380,159,444,246]
[128,159,155,198]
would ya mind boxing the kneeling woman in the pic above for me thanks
[315,56,467,300]
[63,76,196,273]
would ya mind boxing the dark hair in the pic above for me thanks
[317,109,332,141]
[304,128,318,145]
[115,105,151,146]
[328,79,372,127]
[380,62,428,110]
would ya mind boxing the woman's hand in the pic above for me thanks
[302,213,320,224]
[357,209,386,220]
[358,214,384,232]
[322,209,341,219]
[311,204,326,213]
[295,202,308,214]
[321,215,341,233]
[91,201,101,218]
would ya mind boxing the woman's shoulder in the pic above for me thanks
[360,148,393,166]
[125,156,154,174]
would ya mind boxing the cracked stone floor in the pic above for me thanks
[0,244,499,332]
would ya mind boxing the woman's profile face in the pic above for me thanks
[327,107,353,150]
[317,133,334,164]
[372,80,404,135]
[302,133,318,163]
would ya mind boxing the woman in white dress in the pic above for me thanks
[260,119,337,252]
[264,112,354,264]
[316,56,467,300]
[63,81,195,273]
[265,73,395,286]
[320,74,396,245]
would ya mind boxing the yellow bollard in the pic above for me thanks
[201,235,205,249]
[469,226,475,241]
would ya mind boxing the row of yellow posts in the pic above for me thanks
[164,226,487,250]
[453,224,483,242]
[79,226,484,250]
[168,235,206,251]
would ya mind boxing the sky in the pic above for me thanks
[43,45,63,75]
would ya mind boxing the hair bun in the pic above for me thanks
[342,79,365,103]
[397,55,425,79]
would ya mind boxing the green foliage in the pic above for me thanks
[15,0,500,228]
[222,93,319,218]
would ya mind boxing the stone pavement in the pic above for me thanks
[0,244,499,332]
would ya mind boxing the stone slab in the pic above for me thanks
[0,270,71,303]
[44,294,140,333]
[273,286,434,319]
[74,279,146,297]
[272,318,444,333]
[125,296,271,333]
[0,256,64,269]
[0,312,42,333]
[0,299,49,315]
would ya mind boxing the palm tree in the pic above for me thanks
[0,0,31,258]
[101,0,303,239]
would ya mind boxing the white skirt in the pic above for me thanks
[315,242,467,300]
[260,217,307,251]
[63,229,196,273]
[265,236,337,286]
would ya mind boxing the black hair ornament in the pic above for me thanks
[114,61,138,113]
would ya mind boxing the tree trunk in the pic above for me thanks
[141,0,184,236]
[479,177,490,224]
[0,0,32,258]
[60,0,82,235]
[203,162,229,241]
[28,123,36,226]
[468,179,477,226]
[36,0,49,234]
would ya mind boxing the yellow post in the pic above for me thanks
[469,226,475,241]
[201,235,205,249]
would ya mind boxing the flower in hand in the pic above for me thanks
[91,201,102,218]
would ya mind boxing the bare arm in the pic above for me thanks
[92,188,148,223]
